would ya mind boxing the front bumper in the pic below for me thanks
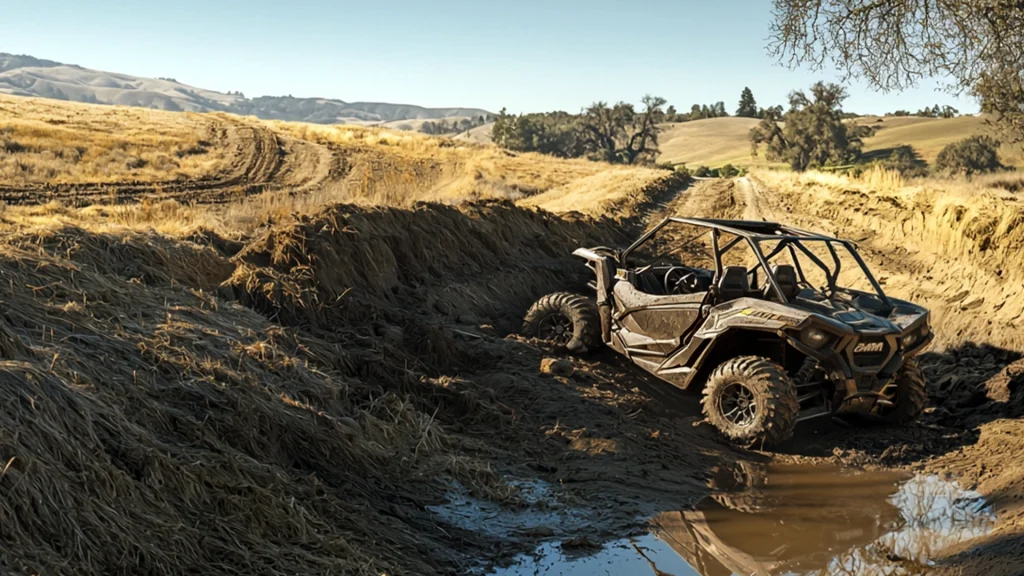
[784,327,933,415]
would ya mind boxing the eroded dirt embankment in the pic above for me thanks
[0,175,750,576]
[678,174,1024,575]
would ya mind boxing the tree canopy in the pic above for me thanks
[579,95,666,165]
[768,0,1024,142]
[736,87,759,118]
[491,95,667,165]
[935,135,1005,176]
[749,81,865,171]
[491,109,583,158]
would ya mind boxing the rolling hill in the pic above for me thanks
[657,114,1024,168]
[0,52,490,125]
[656,117,769,168]
[454,121,495,143]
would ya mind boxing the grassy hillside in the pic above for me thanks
[454,121,495,143]
[857,114,1024,166]
[657,114,1024,169]
[0,94,674,221]
[0,95,233,185]
[656,117,778,168]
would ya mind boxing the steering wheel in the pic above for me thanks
[664,266,701,295]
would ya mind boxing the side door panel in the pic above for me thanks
[611,280,706,383]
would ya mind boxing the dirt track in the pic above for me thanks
[0,115,341,206]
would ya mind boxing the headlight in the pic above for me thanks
[801,327,831,349]
[902,325,930,348]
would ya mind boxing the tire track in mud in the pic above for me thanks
[0,115,340,206]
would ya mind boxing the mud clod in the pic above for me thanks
[540,358,575,377]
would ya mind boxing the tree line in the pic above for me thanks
[420,115,492,136]
[747,81,1001,177]
[491,87,783,165]
[492,96,667,164]
[491,80,991,177]
[886,105,959,119]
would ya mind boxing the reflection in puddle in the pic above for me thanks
[489,463,996,576]
[490,536,701,576]
[428,479,597,539]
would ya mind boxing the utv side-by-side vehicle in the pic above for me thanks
[523,217,933,447]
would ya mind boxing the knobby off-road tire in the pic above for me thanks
[702,356,800,448]
[881,358,928,424]
[522,292,602,353]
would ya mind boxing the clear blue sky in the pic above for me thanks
[4,0,977,114]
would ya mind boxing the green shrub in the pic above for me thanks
[719,164,741,178]
[878,145,928,177]
[935,136,1005,177]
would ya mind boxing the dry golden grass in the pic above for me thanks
[859,114,1024,166]
[273,121,666,207]
[0,95,231,185]
[0,94,674,239]
[657,117,780,168]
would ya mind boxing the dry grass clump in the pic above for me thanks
[0,210,548,574]
[227,200,628,332]
[0,95,228,185]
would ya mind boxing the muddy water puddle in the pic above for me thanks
[438,463,996,575]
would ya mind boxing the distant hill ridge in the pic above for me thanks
[0,52,491,124]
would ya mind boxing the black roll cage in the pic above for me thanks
[619,217,892,307]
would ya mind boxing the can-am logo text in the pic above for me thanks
[854,342,884,353]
